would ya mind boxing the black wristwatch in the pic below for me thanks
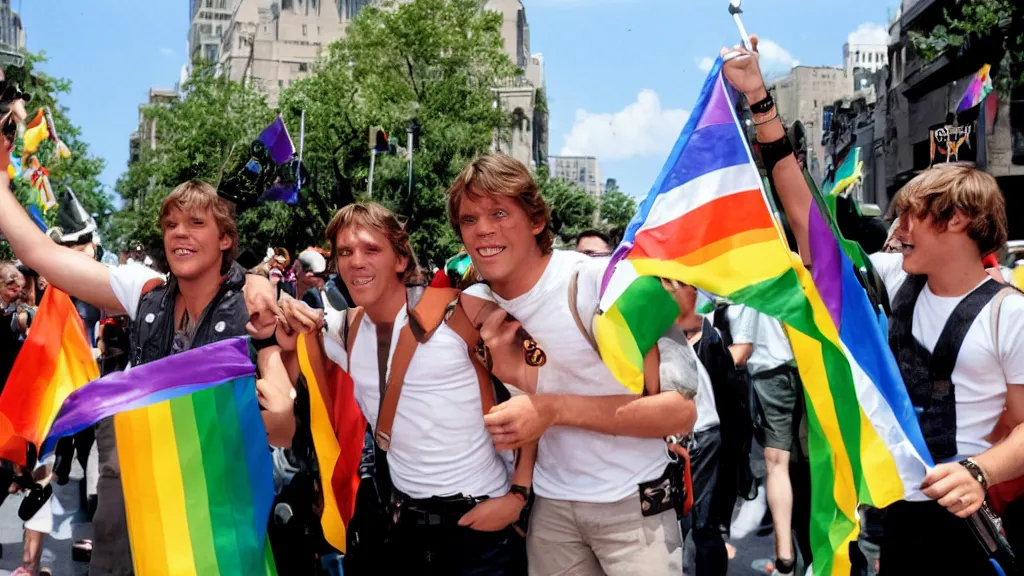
[960,458,989,491]
[509,484,531,504]
[251,333,279,352]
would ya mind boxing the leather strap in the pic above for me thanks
[374,324,418,451]
[990,287,1020,354]
[408,287,460,343]
[569,267,600,356]
[343,307,365,373]
[457,293,539,393]
[445,301,496,414]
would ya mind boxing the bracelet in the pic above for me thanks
[755,134,795,175]
[753,108,779,126]
[960,458,989,491]
[750,92,775,115]
[509,484,531,504]
[251,333,279,352]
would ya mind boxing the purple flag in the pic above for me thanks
[258,116,295,165]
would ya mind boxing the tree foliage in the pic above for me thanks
[535,165,598,245]
[0,51,113,261]
[600,185,637,243]
[277,0,520,269]
[909,0,1024,91]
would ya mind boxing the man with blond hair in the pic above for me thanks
[721,32,1024,573]
[446,152,697,574]
[0,139,290,574]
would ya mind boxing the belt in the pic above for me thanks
[752,363,798,380]
[392,489,487,527]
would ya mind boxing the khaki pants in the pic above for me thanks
[527,494,683,576]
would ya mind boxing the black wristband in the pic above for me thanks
[509,484,531,503]
[755,135,795,175]
[251,333,279,352]
[750,93,775,115]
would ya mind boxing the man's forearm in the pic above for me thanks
[511,442,536,488]
[976,423,1024,487]
[546,392,696,438]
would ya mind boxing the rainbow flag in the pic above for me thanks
[957,64,993,113]
[295,332,367,553]
[0,288,98,466]
[42,337,277,576]
[595,58,930,575]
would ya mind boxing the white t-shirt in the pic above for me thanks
[108,264,166,321]
[467,250,670,503]
[729,304,795,376]
[323,304,509,500]
[871,252,1024,458]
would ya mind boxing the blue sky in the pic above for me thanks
[20,0,900,203]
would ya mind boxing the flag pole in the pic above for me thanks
[728,0,753,52]
[297,109,306,191]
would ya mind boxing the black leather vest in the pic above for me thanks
[888,275,1003,462]
[130,262,250,367]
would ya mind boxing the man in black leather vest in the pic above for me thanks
[0,158,290,574]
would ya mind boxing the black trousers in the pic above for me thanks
[386,519,525,576]
[681,426,729,576]
[881,500,993,575]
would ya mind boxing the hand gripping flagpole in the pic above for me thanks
[728,0,753,52]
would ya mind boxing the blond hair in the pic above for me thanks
[325,202,418,281]
[893,163,1007,256]
[0,262,23,296]
[446,153,553,254]
[159,180,239,273]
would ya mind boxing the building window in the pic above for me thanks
[302,24,308,36]
[299,62,309,72]
[216,25,222,35]
[279,80,284,90]
[282,0,292,9]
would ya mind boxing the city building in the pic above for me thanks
[0,0,24,67]
[769,66,850,182]
[128,88,178,167]
[189,0,238,64]
[887,0,1023,238]
[843,23,890,93]
[219,0,347,107]
[549,155,602,197]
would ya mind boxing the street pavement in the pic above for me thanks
[0,458,92,576]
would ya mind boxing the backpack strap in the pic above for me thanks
[457,293,540,393]
[990,286,1023,356]
[445,300,496,414]
[343,307,365,373]
[373,287,491,452]
[569,265,600,356]
[930,279,1004,382]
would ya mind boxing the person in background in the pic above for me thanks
[294,248,328,310]
[574,229,613,257]
[0,262,25,386]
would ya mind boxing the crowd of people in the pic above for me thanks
[0,33,1022,576]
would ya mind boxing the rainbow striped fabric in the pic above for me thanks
[957,63,993,113]
[0,288,98,466]
[595,58,931,575]
[43,337,277,576]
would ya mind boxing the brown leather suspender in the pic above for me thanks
[371,288,497,452]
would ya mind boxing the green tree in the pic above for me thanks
[0,51,113,261]
[537,165,598,244]
[279,0,519,268]
[600,186,637,241]
[109,60,274,263]
[909,0,1023,91]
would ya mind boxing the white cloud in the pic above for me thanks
[560,90,690,161]
[848,22,889,46]
[696,57,715,73]
[757,39,799,69]
[159,47,175,57]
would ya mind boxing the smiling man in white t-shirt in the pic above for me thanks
[446,153,697,575]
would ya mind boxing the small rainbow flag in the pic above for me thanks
[296,332,367,553]
[42,337,277,576]
[957,63,993,113]
[0,287,98,466]
[595,58,930,575]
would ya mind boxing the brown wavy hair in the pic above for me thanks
[325,202,419,281]
[893,163,1007,256]
[446,153,553,254]
[159,180,239,273]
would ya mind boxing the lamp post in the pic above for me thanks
[406,118,419,198]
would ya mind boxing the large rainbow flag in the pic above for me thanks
[957,63,993,113]
[0,287,98,466]
[42,337,277,576]
[594,58,931,575]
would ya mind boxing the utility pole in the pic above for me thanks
[406,118,418,198]
[368,127,388,198]
[368,149,376,199]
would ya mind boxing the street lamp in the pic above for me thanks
[407,118,419,198]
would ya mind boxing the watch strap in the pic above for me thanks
[509,484,530,503]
